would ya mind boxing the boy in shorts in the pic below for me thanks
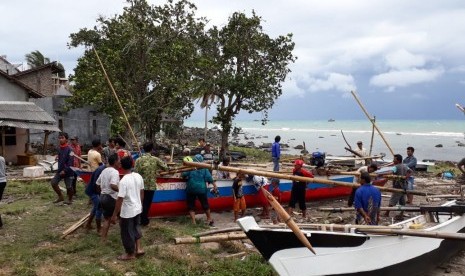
[97,153,121,242]
[232,172,247,221]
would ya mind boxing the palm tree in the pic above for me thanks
[25,50,50,68]
[25,50,65,77]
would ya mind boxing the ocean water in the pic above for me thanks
[184,119,465,162]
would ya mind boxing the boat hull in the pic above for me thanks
[237,202,465,276]
[74,169,355,218]
[149,175,355,218]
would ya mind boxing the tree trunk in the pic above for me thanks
[220,129,229,160]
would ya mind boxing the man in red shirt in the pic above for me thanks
[287,159,314,219]
[70,136,81,196]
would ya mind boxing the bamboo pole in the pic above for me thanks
[261,186,316,254]
[159,167,195,176]
[268,223,403,231]
[359,228,465,241]
[174,233,247,244]
[327,155,384,162]
[351,91,395,156]
[369,116,376,156]
[69,152,90,165]
[93,47,141,154]
[326,170,406,180]
[318,206,425,212]
[194,227,243,237]
[183,161,433,196]
[229,162,268,168]
[340,130,352,149]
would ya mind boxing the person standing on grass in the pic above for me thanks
[111,156,145,261]
[271,135,281,171]
[50,132,75,205]
[97,153,120,242]
[181,154,217,226]
[288,159,314,219]
[354,172,382,225]
[134,141,169,226]
[232,172,247,221]
[88,139,103,171]
[0,155,6,228]
[102,137,116,165]
[84,163,105,234]
[70,136,81,197]
[403,146,417,204]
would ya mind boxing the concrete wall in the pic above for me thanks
[0,77,28,101]
[0,128,28,164]
[30,97,111,148]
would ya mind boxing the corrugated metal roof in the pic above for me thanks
[0,101,56,123]
[0,120,61,132]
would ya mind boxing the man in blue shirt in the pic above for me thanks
[271,136,281,171]
[354,172,381,225]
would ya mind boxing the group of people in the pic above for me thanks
[270,135,420,225]
[50,132,171,260]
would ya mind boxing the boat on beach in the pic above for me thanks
[74,169,356,218]
[237,200,465,276]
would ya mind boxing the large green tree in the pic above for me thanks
[198,11,296,155]
[67,0,206,139]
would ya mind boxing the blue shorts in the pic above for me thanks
[406,177,414,191]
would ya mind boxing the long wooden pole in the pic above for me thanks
[369,116,376,156]
[93,47,141,154]
[360,228,465,241]
[351,91,395,156]
[318,206,425,212]
[261,186,316,254]
[183,161,432,196]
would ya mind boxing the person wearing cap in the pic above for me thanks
[181,154,217,226]
[354,172,382,225]
[70,136,81,196]
[287,159,314,219]
[354,141,368,167]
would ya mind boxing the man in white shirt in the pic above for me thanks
[111,156,145,261]
[354,141,368,167]
[96,153,120,242]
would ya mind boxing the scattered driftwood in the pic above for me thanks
[217,251,247,259]
[61,213,90,239]
[9,176,53,182]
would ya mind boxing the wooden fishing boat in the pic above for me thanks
[237,200,465,276]
[74,168,356,218]
[149,175,355,217]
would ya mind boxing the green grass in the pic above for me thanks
[0,180,275,276]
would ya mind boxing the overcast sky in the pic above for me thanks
[2,0,465,121]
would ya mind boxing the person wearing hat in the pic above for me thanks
[181,154,217,226]
[287,159,314,219]
[354,141,368,167]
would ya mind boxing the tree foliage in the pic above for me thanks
[67,0,206,139]
[198,11,296,154]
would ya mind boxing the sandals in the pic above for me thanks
[136,251,145,257]
[208,220,215,227]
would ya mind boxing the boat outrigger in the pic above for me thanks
[237,201,465,276]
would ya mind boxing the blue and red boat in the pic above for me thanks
[75,169,356,218]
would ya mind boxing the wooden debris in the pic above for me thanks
[61,213,90,239]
